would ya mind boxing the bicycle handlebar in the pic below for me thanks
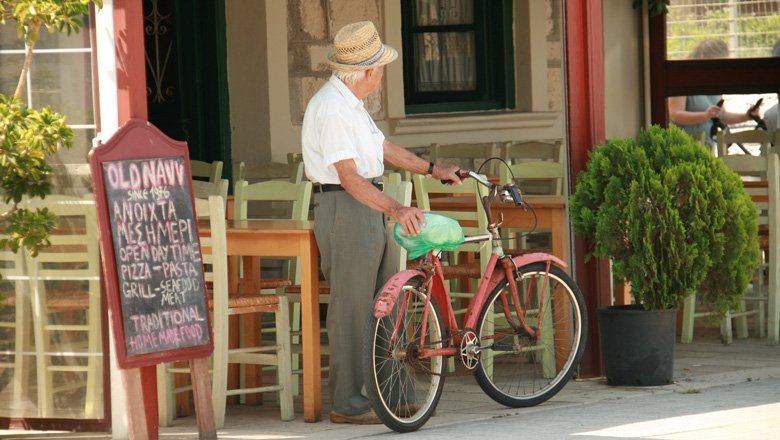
[440,162,535,242]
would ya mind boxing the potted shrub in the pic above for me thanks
[569,124,760,385]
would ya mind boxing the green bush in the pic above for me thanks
[570,125,760,312]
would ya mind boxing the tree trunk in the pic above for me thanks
[13,21,41,99]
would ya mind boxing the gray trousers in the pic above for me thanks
[313,190,399,415]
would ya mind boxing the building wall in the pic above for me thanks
[225,1,271,165]
[602,0,645,140]
[224,0,646,178]
[287,0,385,125]
[231,0,569,164]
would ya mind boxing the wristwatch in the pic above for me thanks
[426,161,435,176]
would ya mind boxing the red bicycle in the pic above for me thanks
[363,171,587,432]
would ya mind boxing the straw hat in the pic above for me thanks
[327,21,398,71]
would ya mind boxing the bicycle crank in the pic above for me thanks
[459,330,480,370]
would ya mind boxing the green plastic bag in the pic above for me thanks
[394,213,465,259]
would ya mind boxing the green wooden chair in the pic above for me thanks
[430,142,498,176]
[23,195,103,418]
[191,159,223,183]
[234,179,313,395]
[682,153,780,344]
[157,196,295,427]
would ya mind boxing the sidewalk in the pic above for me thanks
[4,326,780,439]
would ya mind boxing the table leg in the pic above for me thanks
[228,256,240,294]
[551,209,567,270]
[300,236,322,422]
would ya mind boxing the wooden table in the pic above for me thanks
[199,218,322,422]
[426,195,569,265]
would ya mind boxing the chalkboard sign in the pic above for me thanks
[103,156,209,355]
[90,119,213,368]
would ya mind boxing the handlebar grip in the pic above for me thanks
[748,98,767,130]
[440,169,469,185]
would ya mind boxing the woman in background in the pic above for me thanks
[667,39,759,151]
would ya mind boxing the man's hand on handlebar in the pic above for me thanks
[434,165,463,185]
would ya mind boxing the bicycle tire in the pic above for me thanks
[363,275,446,433]
[474,262,587,407]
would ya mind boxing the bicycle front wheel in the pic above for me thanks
[363,276,446,433]
[474,262,587,407]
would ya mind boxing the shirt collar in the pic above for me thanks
[329,74,362,109]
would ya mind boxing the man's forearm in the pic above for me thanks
[383,139,430,175]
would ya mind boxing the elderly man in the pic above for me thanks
[301,21,460,424]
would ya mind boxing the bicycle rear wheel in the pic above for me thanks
[363,276,446,433]
[474,262,587,407]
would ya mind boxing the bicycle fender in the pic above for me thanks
[511,252,567,270]
[373,269,425,318]
[485,252,568,292]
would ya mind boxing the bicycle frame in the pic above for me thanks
[372,172,568,362]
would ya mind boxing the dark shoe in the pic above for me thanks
[329,409,382,425]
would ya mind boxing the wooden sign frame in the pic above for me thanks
[89,119,214,369]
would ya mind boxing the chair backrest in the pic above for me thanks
[722,154,780,235]
[412,174,490,274]
[235,160,304,184]
[192,178,229,207]
[233,179,312,221]
[194,197,211,219]
[199,196,228,303]
[430,142,497,175]
[499,140,566,195]
[191,160,223,183]
[287,153,305,182]
[382,175,412,221]
[500,160,566,196]
[383,164,412,182]
[382,172,402,185]
[500,140,563,163]
[22,195,101,283]
[718,129,773,157]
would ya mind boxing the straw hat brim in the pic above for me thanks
[326,44,398,71]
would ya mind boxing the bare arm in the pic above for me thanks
[668,96,721,125]
[334,159,426,235]
[383,139,462,183]
[668,96,756,126]
[722,108,756,125]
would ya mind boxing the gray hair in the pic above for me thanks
[334,69,367,85]
[689,39,728,59]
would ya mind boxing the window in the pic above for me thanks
[649,0,780,126]
[401,0,514,114]
[0,14,104,422]
[0,16,97,166]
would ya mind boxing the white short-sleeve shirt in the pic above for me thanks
[301,75,385,184]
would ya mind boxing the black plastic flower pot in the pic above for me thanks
[597,304,677,386]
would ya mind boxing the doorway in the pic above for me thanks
[143,0,232,177]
